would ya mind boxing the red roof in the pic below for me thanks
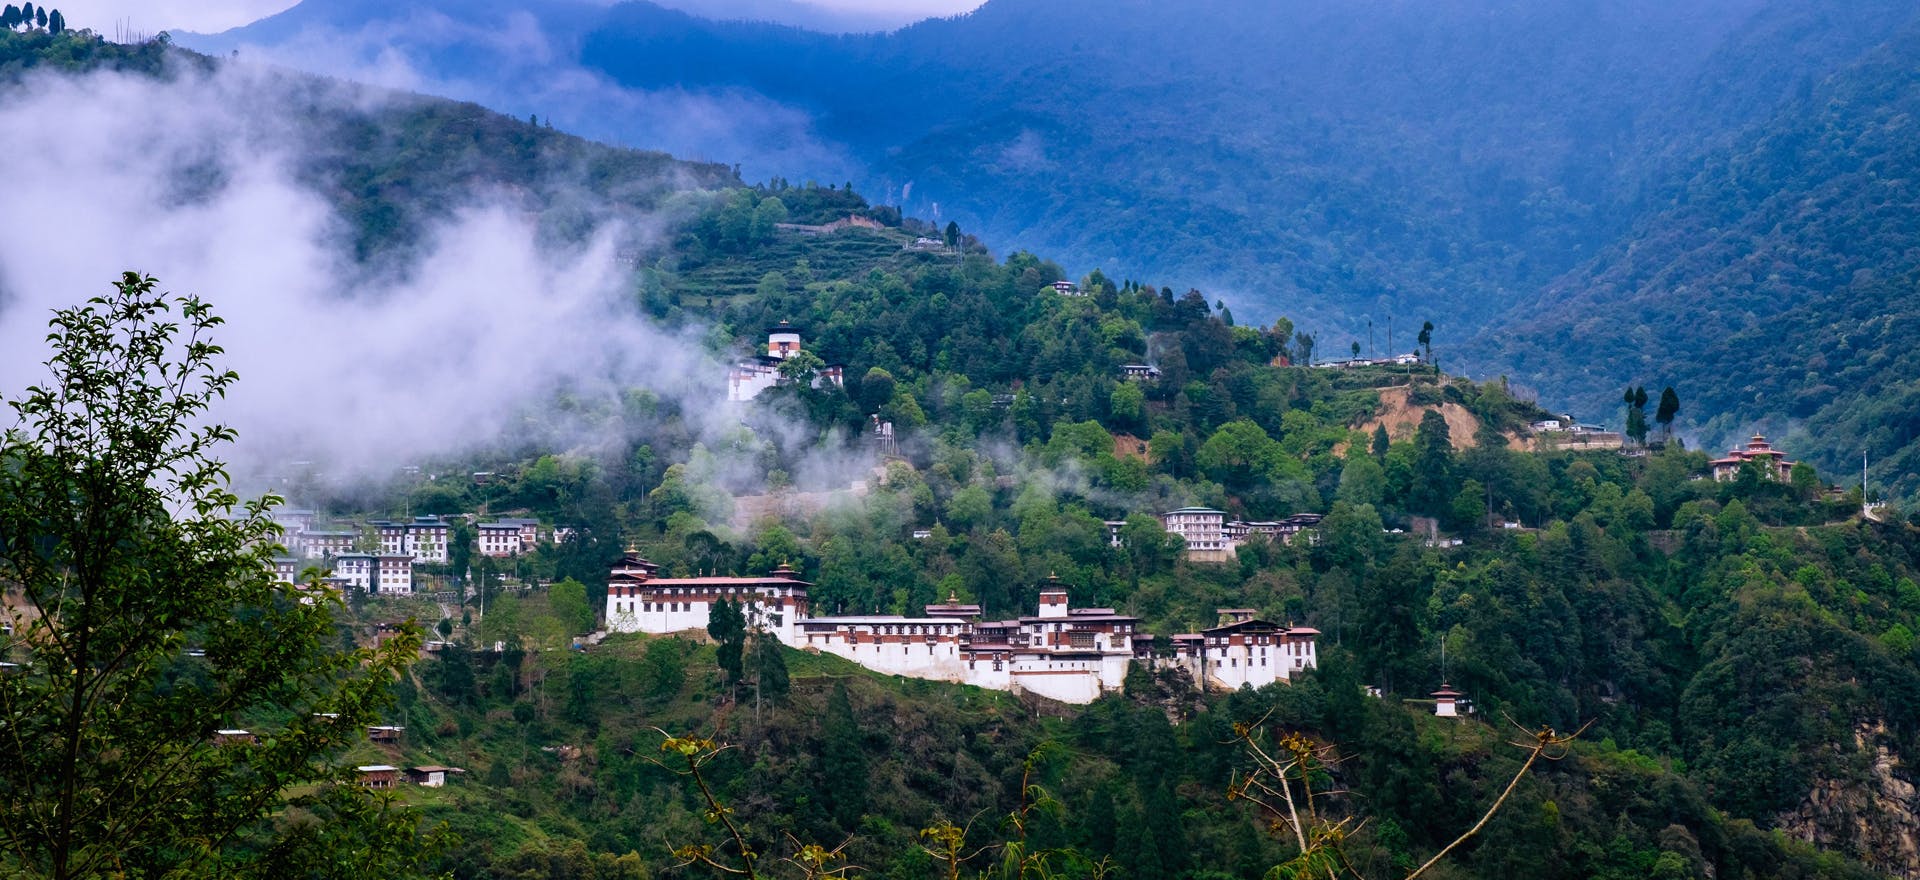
[642,576,809,587]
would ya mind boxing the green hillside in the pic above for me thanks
[340,621,1889,880]
[1468,18,1920,499]
[9,24,1920,880]
[353,202,1920,877]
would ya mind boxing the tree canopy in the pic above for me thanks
[0,274,436,879]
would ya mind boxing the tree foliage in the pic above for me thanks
[0,274,433,878]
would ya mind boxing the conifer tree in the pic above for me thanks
[707,597,745,689]
[751,629,788,702]
[1656,386,1680,439]
[817,683,867,831]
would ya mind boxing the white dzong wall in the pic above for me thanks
[604,557,1315,705]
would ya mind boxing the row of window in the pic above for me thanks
[1208,657,1310,670]
[609,601,703,614]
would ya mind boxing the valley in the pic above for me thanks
[3,7,1920,880]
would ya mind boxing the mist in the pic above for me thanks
[180,4,860,184]
[0,61,752,489]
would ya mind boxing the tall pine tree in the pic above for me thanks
[706,598,745,693]
[816,683,867,833]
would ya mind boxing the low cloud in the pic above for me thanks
[0,62,740,484]
[187,8,860,183]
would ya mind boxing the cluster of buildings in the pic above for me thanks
[727,322,847,402]
[1155,508,1325,562]
[604,553,1319,704]
[265,510,548,595]
[1528,416,1625,450]
[215,724,462,788]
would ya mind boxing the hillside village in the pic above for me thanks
[15,11,1920,879]
[265,351,1866,710]
[267,510,562,596]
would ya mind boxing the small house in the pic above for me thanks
[357,765,399,789]
[367,725,405,744]
[405,765,458,787]
[212,729,257,745]
[1432,685,1464,717]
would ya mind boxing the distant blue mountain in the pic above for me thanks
[184,0,1920,333]
[183,0,1920,485]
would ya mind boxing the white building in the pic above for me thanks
[271,508,317,536]
[604,553,810,644]
[406,517,449,563]
[372,521,408,556]
[727,322,847,402]
[299,529,358,560]
[331,553,375,592]
[375,555,414,594]
[270,556,301,585]
[799,578,1147,704]
[604,558,1304,705]
[1161,507,1230,561]
[1167,611,1320,692]
[502,517,542,547]
[476,521,526,557]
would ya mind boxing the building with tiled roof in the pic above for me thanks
[1710,434,1795,482]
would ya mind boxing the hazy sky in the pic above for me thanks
[55,0,985,34]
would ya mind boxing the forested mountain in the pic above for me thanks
[184,0,1914,329]
[1465,16,1920,499]
[14,20,1920,880]
[182,0,1920,498]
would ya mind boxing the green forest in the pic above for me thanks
[5,23,1920,880]
[303,187,1920,879]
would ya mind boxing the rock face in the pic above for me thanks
[1780,720,1920,878]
